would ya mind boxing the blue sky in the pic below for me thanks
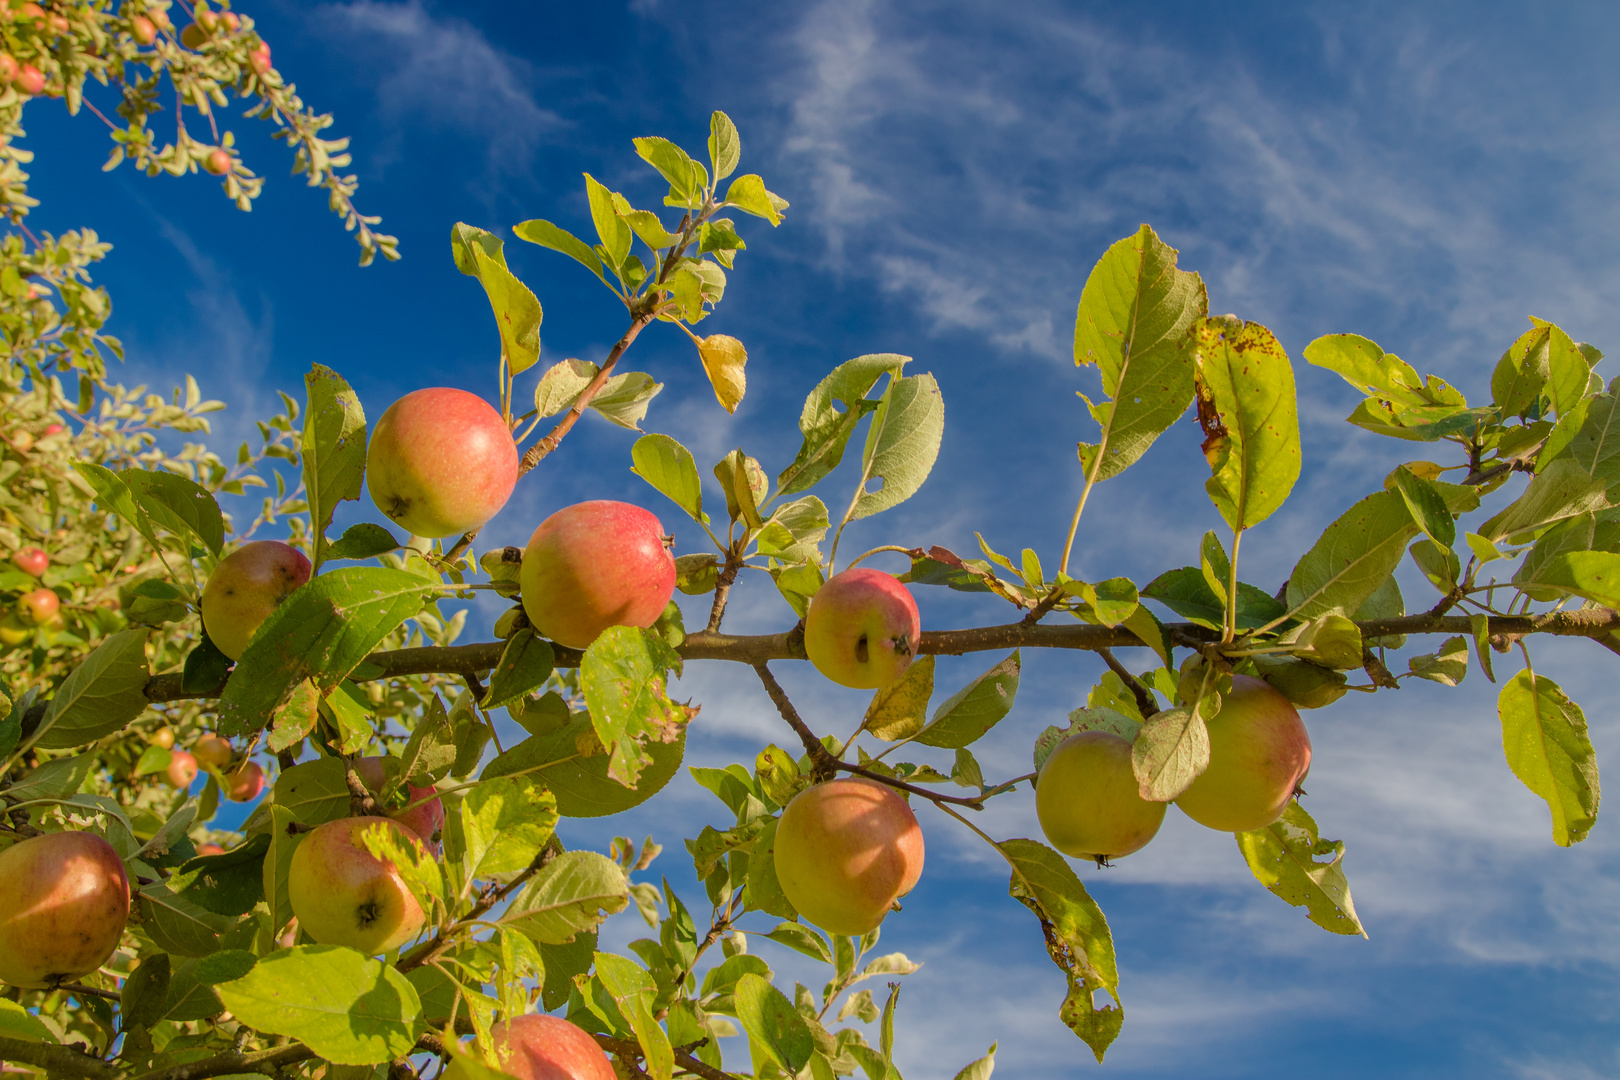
[29,1,1620,1075]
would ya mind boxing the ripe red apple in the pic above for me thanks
[248,40,270,75]
[148,725,175,750]
[287,817,427,955]
[13,64,44,96]
[353,757,443,855]
[200,540,312,660]
[803,568,921,689]
[165,750,199,789]
[445,1014,615,1080]
[0,831,130,988]
[195,843,225,856]
[1036,731,1166,861]
[519,500,676,650]
[365,388,517,539]
[773,777,924,936]
[129,14,156,43]
[203,148,231,176]
[41,423,63,437]
[225,761,265,802]
[1175,674,1313,833]
[16,587,58,625]
[11,547,46,577]
[192,733,233,770]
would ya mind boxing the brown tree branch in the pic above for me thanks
[0,1034,122,1079]
[592,1035,742,1080]
[1096,647,1160,718]
[127,1042,318,1079]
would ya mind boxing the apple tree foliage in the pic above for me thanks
[0,3,1617,1078]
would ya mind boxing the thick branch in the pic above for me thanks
[0,1035,121,1079]
[593,1035,742,1080]
[128,1043,317,1080]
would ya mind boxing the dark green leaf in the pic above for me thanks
[326,523,399,562]
[484,630,555,711]
[482,714,687,818]
[1141,568,1284,630]
[181,635,232,696]
[122,953,171,1030]
[168,834,272,917]
[32,628,151,750]
[1389,466,1455,547]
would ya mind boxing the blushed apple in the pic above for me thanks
[192,733,233,770]
[365,387,518,539]
[204,148,231,176]
[0,831,130,988]
[803,568,921,689]
[519,500,676,650]
[353,756,443,855]
[1036,731,1166,861]
[225,761,265,802]
[129,14,156,43]
[444,1013,615,1080]
[287,817,427,955]
[11,547,46,577]
[200,540,311,660]
[195,843,225,856]
[148,725,175,750]
[13,64,44,96]
[165,749,199,789]
[1175,674,1312,833]
[248,40,271,75]
[773,777,924,936]
[16,587,58,625]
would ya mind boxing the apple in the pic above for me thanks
[248,40,270,75]
[165,750,199,789]
[1036,731,1167,861]
[365,388,518,539]
[287,817,427,955]
[148,725,176,750]
[0,54,16,83]
[1175,674,1313,833]
[220,11,239,32]
[195,843,225,856]
[13,64,44,96]
[16,587,56,625]
[11,547,46,577]
[519,500,676,650]
[204,148,231,176]
[773,777,924,936]
[225,761,265,802]
[199,540,312,660]
[445,1014,615,1080]
[0,614,27,647]
[41,424,63,437]
[353,757,443,855]
[129,14,156,43]
[7,430,30,453]
[192,733,233,770]
[0,831,130,988]
[802,568,921,689]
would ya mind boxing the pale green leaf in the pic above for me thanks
[1236,802,1366,937]
[1196,316,1300,531]
[1498,668,1600,846]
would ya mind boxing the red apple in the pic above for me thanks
[445,1014,615,1080]
[165,749,199,790]
[220,11,239,32]
[203,148,231,176]
[353,757,443,855]
[41,424,63,437]
[1036,731,1166,861]
[365,388,517,539]
[0,54,16,83]
[248,40,270,75]
[1175,675,1313,833]
[225,761,265,802]
[16,587,58,625]
[803,568,920,689]
[13,64,44,96]
[192,733,233,770]
[519,501,676,650]
[199,540,312,660]
[287,817,427,955]
[129,14,156,43]
[11,547,46,577]
[773,777,924,936]
[0,831,130,988]
[195,843,225,856]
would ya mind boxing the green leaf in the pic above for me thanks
[756,496,830,564]
[272,757,352,826]
[469,244,543,377]
[1492,323,1552,417]
[1284,490,1418,622]
[1034,707,1141,774]
[1130,704,1209,802]
[631,434,705,522]
[998,839,1121,1062]
[451,221,505,276]
[169,833,271,917]
[1236,802,1367,937]
[1498,668,1600,846]
[1477,458,1610,544]
[1074,224,1206,481]
[4,753,94,802]
[75,463,157,550]
[0,997,54,1042]
[914,652,1019,749]
[735,972,815,1074]
[263,805,301,935]
[1195,317,1300,531]
[216,568,433,736]
[514,218,609,286]
[724,174,785,225]
[460,773,559,880]
[709,111,741,181]
[1408,636,1469,686]
[584,174,633,271]
[714,449,767,530]
[1529,550,1620,608]
[589,371,663,431]
[501,850,629,943]
[1140,568,1284,630]
[777,355,900,497]
[484,630,555,711]
[325,522,400,562]
[1389,465,1455,548]
[182,635,232,696]
[595,952,674,1080]
[121,953,171,1030]
[302,364,367,566]
[483,714,687,817]
[534,358,601,419]
[863,654,935,742]
[1564,391,1620,492]
[164,950,258,1023]
[952,1043,997,1080]
[1304,333,1429,407]
[139,883,233,957]
[580,626,697,788]
[216,945,423,1065]
[852,373,944,520]
[32,628,151,749]
[120,468,225,557]
[634,136,700,204]
[745,817,798,920]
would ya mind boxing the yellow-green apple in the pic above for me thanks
[1036,731,1166,861]
[353,756,443,855]
[519,500,675,649]
[444,1013,615,1080]
[287,817,427,955]
[200,540,311,660]
[0,614,27,647]
[165,749,199,789]
[1175,674,1312,832]
[148,725,175,750]
[803,568,920,689]
[192,733,233,770]
[11,547,46,577]
[365,388,518,539]
[773,777,924,936]
[0,831,130,987]
[225,761,266,802]
[16,587,58,625]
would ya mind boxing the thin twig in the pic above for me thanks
[1097,647,1159,718]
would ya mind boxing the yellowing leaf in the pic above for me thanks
[699,334,747,413]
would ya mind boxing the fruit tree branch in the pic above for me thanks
[127,1042,319,1079]
[0,1035,122,1079]
[593,1035,743,1080]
